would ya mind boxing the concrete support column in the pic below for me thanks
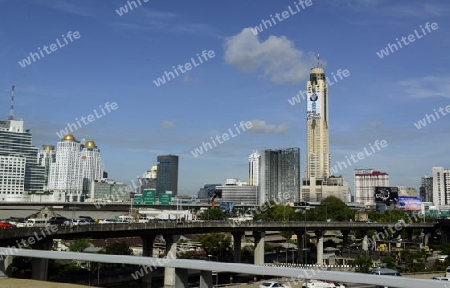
[31,239,52,281]
[141,235,156,287]
[315,230,323,265]
[295,231,305,264]
[253,231,265,265]
[232,232,244,263]
[142,235,156,257]
[174,268,188,288]
[342,230,349,246]
[200,270,213,288]
[163,234,180,288]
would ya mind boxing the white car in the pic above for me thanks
[99,219,115,224]
[72,219,89,225]
[259,281,289,288]
[302,279,342,288]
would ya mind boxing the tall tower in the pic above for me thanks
[300,56,349,202]
[248,150,260,186]
[156,155,179,196]
[80,140,104,194]
[306,64,330,179]
[38,145,56,190]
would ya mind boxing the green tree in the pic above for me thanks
[351,255,373,273]
[103,242,133,256]
[381,256,396,269]
[199,233,231,258]
[199,208,228,220]
[314,196,354,221]
[253,202,296,221]
[68,238,90,252]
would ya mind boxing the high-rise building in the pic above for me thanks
[432,167,450,206]
[420,175,433,203]
[38,145,56,190]
[156,155,178,196]
[0,119,45,201]
[258,148,300,205]
[300,59,349,203]
[354,169,389,205]
[48,134,83,201]
[248,150,260,186]
[80,141,104,194]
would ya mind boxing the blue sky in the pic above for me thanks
[1,0,449,196]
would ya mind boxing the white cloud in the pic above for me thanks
[248,120,289,134]
[399,76,450,98]
[160,120,176,129]
[223,28,314,84]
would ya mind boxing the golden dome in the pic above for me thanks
[43,145,54,150]
[85,141,96,147]
[63,134,75,141]
[151,166,157,171]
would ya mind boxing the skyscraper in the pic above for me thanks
[80,140,104,194]
[354,169,389,205]
[156,155,179,196]
[432,167,450,206]
[300,59,349,202]
[258,148,300,205]
[420,175,433,203]
[0,119,45,201]
[48,134,83,201]
[38,145,56,190]
[248,150,260,186]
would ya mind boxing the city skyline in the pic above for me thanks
[0,1,449,195]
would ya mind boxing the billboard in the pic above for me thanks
[395,196,421,211]
[220,202,234,214]
[374,187,399,204]
[143,189,156,205]
[307,92,321,120]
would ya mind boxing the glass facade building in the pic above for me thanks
[156,155,178,196]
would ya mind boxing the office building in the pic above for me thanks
[0,119,45,201]
[156,155,178,196]
[197,183,221,199]
[48,134,83,201]
[420,175,433,203]
[80,141,104,194]
[300,58,349,203]
[354,169,389,205]
[259,147,300,205]
[89,179,132,202]
[38,145,56,190]
[215,179,257,205]
[432,167,450,206]
[248,150,260,186]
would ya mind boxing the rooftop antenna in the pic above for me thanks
[316,52,320,68]
[8,85,15,120]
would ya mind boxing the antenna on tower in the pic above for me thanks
[8,85,15,120]
[316,52,321,67]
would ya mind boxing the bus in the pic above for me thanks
[26,218,50,227]
[371,268,401,288]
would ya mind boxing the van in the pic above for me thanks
[26,218,50,227]
[439,255,448,263]
[446,266,450,278]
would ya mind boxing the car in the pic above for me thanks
[302,279,337,288]
[99,219,115,224]
[72,219,89,225]
[49,216,68,225]
[138,217,150,223]
[0,221,15,229]
[116,219,132,223]
[439,255,449,262]
[16,220,27,228]
[259,281,289,288]
[432,277,450,281]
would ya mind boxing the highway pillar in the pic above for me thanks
[31,239,52,281]
[295,231,305,264]
[141,235,156,287]
[315,230,323,265]
[163,234,180,288]
[342,230,349,246]
[253,231,265,265]
[200,270,213,288]
[174,268,188,288]
[232,232,244,263]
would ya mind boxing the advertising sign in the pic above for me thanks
[307,92,321,120]
[395,196,421,211]
[220,202,234,214]
[374,187,399,204]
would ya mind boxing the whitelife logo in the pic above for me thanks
[18,31,81,68]
[414,104,450,129]
[115,0,149,16]
[376,22,439,59]
[153,50,215,87]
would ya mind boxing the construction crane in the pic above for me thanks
[8,85,14,120]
